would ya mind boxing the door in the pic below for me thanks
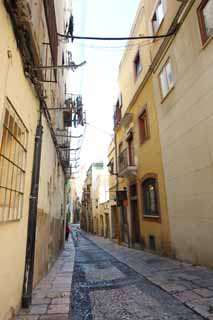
[121,205,129,244]
[131,199,140,244]
[111,206,119,239]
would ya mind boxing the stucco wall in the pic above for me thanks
[0,0,69,318]
[0,3,38,319]
[34,115,65,287]
[153,1,213,266]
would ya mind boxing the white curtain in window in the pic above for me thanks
[165,61,174,90]
[160,69,168,98]
[203,0,213,37]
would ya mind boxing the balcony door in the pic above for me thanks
[127,130,135,166]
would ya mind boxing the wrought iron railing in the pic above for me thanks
[118,148,135,173]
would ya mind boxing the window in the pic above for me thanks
[151,0,167,34]
[126,130,135,166]
[138,109,149,144]
[142,177,159,217]
[134,51,142,77]
[0,99,28,222]
[159,59,174,99]
[114,95,122,127]
[197,0,213,44]
[118,142,123,155]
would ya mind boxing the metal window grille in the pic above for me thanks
[0,99,28,222]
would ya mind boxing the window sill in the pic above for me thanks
[134,70,142,82]
[143,215,161,223]
[201,36,213,50]
[160,85,175,104]
[139,136,150,146]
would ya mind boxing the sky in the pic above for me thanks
[68,0,140,194]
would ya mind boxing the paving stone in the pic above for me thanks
[174,290,201,302]
[47,304,69,314]
[16,316,39,320]
[31,297,51,305]
[19,305,48,315]
[193,288,213,298]
[51,297,70,305]
[40,315,69,320]
[160,283,186,293]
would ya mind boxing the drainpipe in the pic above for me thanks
[22,111,43,308]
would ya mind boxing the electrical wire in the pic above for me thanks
[57,28,177,41]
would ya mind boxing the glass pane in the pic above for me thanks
[136,62,142,75]
[149,184,157,212]
[203,0,213,38]
[156,1,164,26]
[160,69,168,97]
[166,61,174,89]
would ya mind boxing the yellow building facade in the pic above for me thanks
[113,1,171,254]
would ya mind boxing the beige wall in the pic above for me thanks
[0,3,38,319]
[34,115,65,286]
[153,0,213,266]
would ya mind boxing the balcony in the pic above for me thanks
[118,148,137,178]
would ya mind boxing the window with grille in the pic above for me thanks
[0,99,28,222]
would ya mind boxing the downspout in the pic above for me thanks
[22,110,43,308]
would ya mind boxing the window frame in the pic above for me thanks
[126,129,135,166]
[151,0,167,35]
[197,0,213,45]
[159,58,174,100]
[141,174,161,222]
[138,106,150,145]
[0,98,28,223]
[133,50,142,79]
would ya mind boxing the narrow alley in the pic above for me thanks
[1,0,213,319]
[17,225,213,320]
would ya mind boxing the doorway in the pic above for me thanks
[130,184,140,245]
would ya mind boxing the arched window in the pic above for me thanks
[142,177,159,217]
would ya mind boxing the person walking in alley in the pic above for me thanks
[65,224,70,241]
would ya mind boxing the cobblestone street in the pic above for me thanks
[17,227,213,319]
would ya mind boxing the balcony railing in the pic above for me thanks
[118,148,137,177]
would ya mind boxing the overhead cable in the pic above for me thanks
[57,28,177,41]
